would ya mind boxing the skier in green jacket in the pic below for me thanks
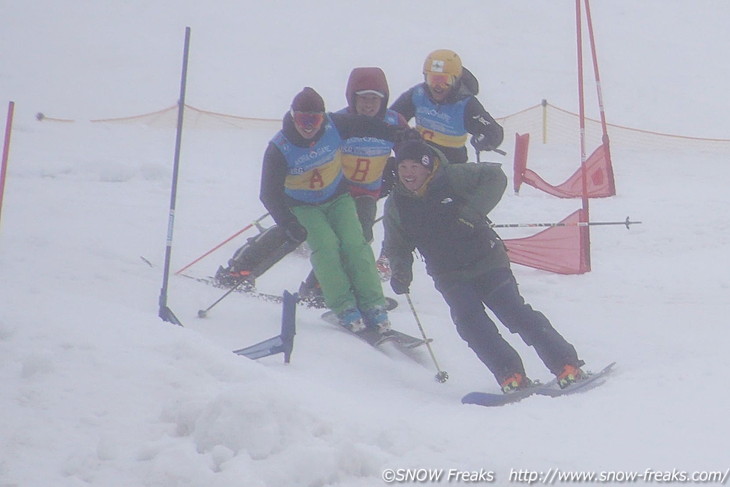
[383,139,586,392]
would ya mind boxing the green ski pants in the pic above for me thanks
[292,194,386,314]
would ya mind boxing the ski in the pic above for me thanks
[535,362,616,398]
[461,379,558,407]
[461,362,616,407]
[382,329,433,349]
[188,274,398,311]
[141,256,399,312]
[321,310,429,350]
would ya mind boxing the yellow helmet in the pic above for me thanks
[422,49,463,79]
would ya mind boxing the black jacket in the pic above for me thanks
[383,154,510,285]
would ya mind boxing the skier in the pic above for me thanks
[298,67,407,302]
[390,49,504,164]
[382,139,586,391]
[260,87,417,333]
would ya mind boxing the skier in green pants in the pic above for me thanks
[291,194,383,321]
[259,87,417,333]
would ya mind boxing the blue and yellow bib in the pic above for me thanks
[412,86,469,148]
[337,109,400,195]
[272,115,344,204]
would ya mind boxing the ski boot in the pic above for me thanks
[298,270,326,308]
[500,372,533,394]
[557,364,586,389]
[362,305,391,334]
[337,308,366,333]
[214,266,255,291]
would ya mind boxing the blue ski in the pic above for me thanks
[462,362,616,407]
[461,379,558,407]
[535,362,616,398]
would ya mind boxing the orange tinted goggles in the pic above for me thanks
[291,110,325,129]
[425,72,454,90]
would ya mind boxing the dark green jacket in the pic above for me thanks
[383,154,510,284]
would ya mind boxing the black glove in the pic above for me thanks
[390,276,410,295]
[284,220,308,244]
[379,157,397,199]
[470,133,496,152]
[392,126,423,145]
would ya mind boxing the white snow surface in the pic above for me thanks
[2,2,729,486]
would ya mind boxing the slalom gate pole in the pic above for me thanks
[158,27,191,327]
[575,0,592,271]
[583,0,616,192]
[492,217,641,230]
[174,212,270,275]
[405,293,448,383]
[0,101,15,230]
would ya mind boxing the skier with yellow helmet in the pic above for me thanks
[390,49,504,164]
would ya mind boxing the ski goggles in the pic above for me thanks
[425,72,455,91]
[290,110,325,130]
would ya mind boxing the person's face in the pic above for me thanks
[425,73,454,102]
[398,159,432,192]
[291,111,325,139]
[354,93,382,117]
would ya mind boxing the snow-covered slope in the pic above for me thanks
[2,2,729,486]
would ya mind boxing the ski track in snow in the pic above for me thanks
[2,2,729,486]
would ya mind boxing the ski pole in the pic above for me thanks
[405,293,448,383]
[491,216,641,230]
[476,147,507,164]
[174,212,270,275]
[196,274,253,318]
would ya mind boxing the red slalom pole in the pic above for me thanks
[0,101,16,229]
[575,0,592,272]
[173,212,270,275]
[583,0,616,192]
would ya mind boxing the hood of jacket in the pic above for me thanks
[345,67,390,118]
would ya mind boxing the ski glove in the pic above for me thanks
[392,126,422,145]
[390,261,412,295]
[379,157,398,199]
[470,133,497,153]
[390,276,410,295]
[284,220,308,244]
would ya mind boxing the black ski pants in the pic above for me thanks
[434,267,582,384]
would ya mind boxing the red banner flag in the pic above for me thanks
[513,137,615,199]
[503,209,590,275]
